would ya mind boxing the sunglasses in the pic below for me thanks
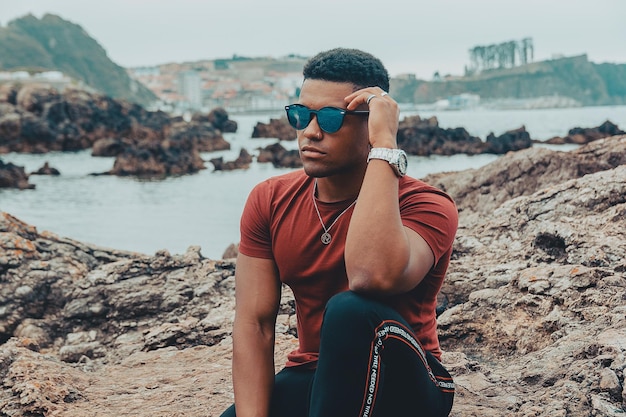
[285,104,369,134]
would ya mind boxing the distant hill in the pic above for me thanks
[0,14,157,106]
[390,55,626,106]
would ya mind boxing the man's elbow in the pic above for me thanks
[233,315,276,341]
[348,269,402,295]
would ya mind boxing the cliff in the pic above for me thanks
[1,134,625,416]
[0,14,157,106]
[391,55,626,106]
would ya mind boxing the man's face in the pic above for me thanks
[296,79,370,178]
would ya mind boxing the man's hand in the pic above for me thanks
[344,87,400,149]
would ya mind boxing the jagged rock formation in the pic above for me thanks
[106,134,207,177]
[209,142,302,172]
[30,162,60,176]
[421,134,626,226]
[251,117,296,141]
[0,84,234,178]
[398,115,533,155]
[191,109,238,134]
[0,135,625,416]
[256,142,303,169]
[0,160,33,189]
[209,149,253,171]
[543,120,625,145]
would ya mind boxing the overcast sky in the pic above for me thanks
[2,0,625,79]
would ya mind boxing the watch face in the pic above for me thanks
[397,152,408,175]
[392,150,408,176]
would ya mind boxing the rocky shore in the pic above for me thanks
[1,134,624,416]
[0,84,235,184]
[2,83,623,184]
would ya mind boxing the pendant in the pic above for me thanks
[321,232,332,245]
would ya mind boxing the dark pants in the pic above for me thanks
[220,291,454,417]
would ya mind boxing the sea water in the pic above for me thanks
[1,105,624,259]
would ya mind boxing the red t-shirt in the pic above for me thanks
[238,169,458,367]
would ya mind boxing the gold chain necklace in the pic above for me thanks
[312,179,358,245]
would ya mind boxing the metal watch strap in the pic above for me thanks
[367,148,407,177]
[367,148,396,163]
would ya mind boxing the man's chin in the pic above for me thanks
[302,164,325,178]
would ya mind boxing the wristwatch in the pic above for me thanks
[367,148,408,177]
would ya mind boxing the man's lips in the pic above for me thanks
[300,146,326,158]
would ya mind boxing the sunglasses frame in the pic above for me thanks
[285,104,369,133]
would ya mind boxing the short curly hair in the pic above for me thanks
[302,48,390,92]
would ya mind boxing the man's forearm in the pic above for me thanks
[345,160,409,294]
[232,321,276,417]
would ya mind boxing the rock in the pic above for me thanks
[106,136,206,177]
[397,115,486,156]
[209,148,253,171]
[273,149,302,168]
[91,137,132,157]
[0,84,235,175]
[1,135,625,416]
[398,116,534,156]
[0,83,19,105]
[544,120,625,144]
[0,85,139,152]
[222,119,238,133]
[0,160,34,189]
[30,162,60,176]
[15,85,61,115]
[257,142,302,168]
[484,126,532,153]
[422,134,626,226]
[96,118,232,176]
[222,243,239,259]
[18,113,56,153]
[252,117,296,141]
[205,107,238,133]
[0,111,22,149]
[168,120,230,153]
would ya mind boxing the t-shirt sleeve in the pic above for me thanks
[401,189,458,264]
[238,181,275,259]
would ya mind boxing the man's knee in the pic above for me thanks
[326,290,364,313]
[324,291,379,327]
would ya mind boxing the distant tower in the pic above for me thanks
[178,70,202,109]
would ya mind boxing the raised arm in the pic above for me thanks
[232,253,281,417]
[344,88,435,296]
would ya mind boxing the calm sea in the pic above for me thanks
[1,105,624,259]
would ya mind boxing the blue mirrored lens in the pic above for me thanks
[316,108,344,133]
[285,105,346,133]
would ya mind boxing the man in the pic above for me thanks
[221,48,457,417]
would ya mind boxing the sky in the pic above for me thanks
[1,0,625,79]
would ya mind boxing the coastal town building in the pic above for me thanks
[0,70,84,92]
[178,70,202,110]
[128,56,306,114]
